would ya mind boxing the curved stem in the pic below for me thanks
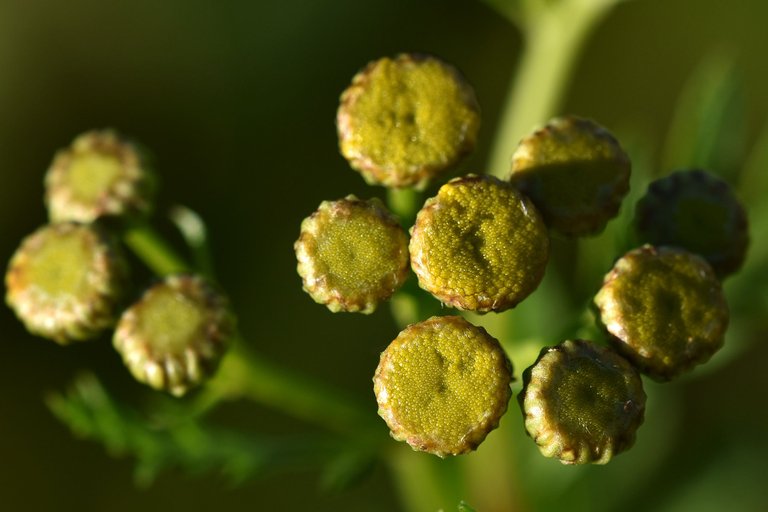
[488,0,617,178]
[122,224,378,436]
[122,222,192,275]
[205,338,380,435]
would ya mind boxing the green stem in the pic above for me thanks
[387,187,421,228]
[457,2,621,506]
[387,446,465,512]
[488,0,617,178]
[122,223,377,436]
[206,339,380,434]
[122,222,191,275]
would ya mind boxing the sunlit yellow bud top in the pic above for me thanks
[338,54,480,190]
[510,116,630,236]
[519,339,646,465]
[374,316,513,457]
[295,196,409,314]
[45,129,155,222]
[410,175,549,312]
[594,245,729,381]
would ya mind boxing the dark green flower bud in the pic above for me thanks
[374,316,513,457]
[633,169,748,278]
[509,116,631,236]
[295,196,409,314]
[5,222,128,344]
[45,129,156,223]
[594,245,729,381]
[519,339,646,465]
[113,274,234,396]
[409,175,549,312]
[337,54,480,190]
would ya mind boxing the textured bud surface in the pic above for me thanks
[295,196,409,313]
[374,316,513,457]
[634,169,749,278]
[510,116,630,236]
[410,175,549,312]
[5,222,127,344]
[519,339,646,465]
[594,245,729,381]
[337,54,480,189]
[113,274,234,396]
[45,129,155,222]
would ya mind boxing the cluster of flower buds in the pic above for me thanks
[295,53,747,463]
[5,130,234,396]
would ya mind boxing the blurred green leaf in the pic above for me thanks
[479,0,526,25]
[46,373,351,487]
[738,120,768,204]
[663,51,747,181]
[319,449,377,493]
[457,501,477,512]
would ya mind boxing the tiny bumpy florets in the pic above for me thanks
[374,316,513,457]
[410,175,549,312]
[519,339,646,465]
[45,129,155,223]
[295,196,410,314]
[5,222,128,344]
[337,53,480,190]
[113,274,234,396]
[594,245,729,381]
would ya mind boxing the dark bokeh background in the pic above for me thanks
[1,1,767,510]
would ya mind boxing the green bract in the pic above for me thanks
[410,175,549,312]
[374,316,513,457]
[594,245,729,381]
[45,129,156,223]
[509,116,631,236]
[634,169,749,278]
[5,222,128,344]
[113,274,234,396]
[337,54,480,190]
[295,196,410,314]
[519,339,646,465]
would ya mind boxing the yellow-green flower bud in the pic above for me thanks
[519,339,646,465]
[373,315,513,457]
[45,129,156,223]
[113,274,234,396]
[337,54,480,190]
[295,196,409,314]
[5,222,128,344]
[634,169,749,278]
[509,116,631,236]
[409,175,549,312]
[594,245,729,381]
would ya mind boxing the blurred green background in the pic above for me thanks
[1,0,767,511]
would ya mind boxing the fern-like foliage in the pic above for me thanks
[46,373,369,488]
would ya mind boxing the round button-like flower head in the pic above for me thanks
[634,169,749,278]
[337,54,480,190]
[519,339,646,465]
[374,315,513,457]
[295,196,410,314]
[5,222,128,344]
[45,129,156,223]
[510,116,631,236]
[410,175,549,312]
[594,245,729,381]
[113,274,234,397]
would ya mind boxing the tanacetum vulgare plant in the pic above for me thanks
[5,1,764,511]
